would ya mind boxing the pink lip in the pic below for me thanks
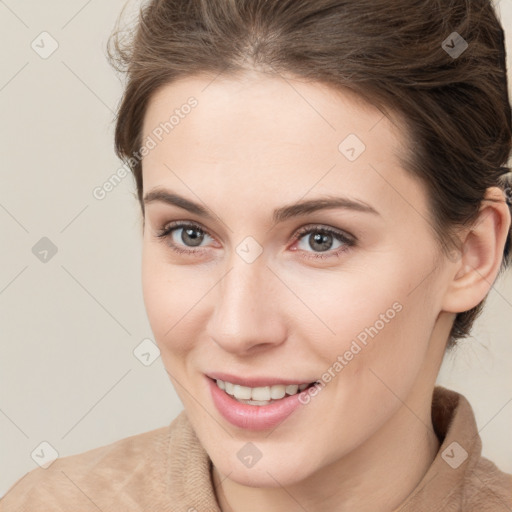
[207,376,312,430]
[207,371,315,388]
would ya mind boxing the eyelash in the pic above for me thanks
[155,221,356,260]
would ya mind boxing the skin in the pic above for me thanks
[139,71,510,512]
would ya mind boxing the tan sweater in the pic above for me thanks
[1,386,511,511]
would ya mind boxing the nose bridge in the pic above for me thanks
[207,252,285,353]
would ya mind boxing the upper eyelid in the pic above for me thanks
[159,221,354,245]
[294,224,354,240]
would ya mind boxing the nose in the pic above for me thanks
[206,256,287,355]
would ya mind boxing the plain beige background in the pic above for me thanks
[1,0,511,498]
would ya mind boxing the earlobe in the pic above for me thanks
[442,187,511,314]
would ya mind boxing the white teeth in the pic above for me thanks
[285,384,299,395]
[216,379,312,402]
[233,384,252,400]
[270,385,286,400]
[224,381,234,395]
[252,386,270,401]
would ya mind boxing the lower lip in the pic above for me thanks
[207,377,309,431]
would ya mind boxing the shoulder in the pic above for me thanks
[435,387,512,509]
[462,456,512,510]
[0,414,187,512]
[400,387,512,511]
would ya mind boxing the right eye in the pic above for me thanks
[156,221,216,255]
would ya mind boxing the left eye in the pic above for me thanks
[297,230,342,252]
[293,226,355,257]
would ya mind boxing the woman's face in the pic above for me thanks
[140,72,453,487]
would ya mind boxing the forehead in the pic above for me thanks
[142,72,394,153]
[140,73,426,223]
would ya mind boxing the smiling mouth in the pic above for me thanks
[213,378,319,405]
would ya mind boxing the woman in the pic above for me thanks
[2,0,511,510]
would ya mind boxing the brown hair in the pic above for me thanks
[107,0,512,348]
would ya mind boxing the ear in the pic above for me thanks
[442,186,511,314]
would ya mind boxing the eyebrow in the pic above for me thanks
[143,188,380,224]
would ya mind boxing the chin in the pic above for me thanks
[212,451,317,489]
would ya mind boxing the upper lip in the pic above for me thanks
[207,372,317,388]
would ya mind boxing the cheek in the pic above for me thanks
[286,255,436,379]
[141,243,227,370]
[283,265,402,346]
[141,246,199,351]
